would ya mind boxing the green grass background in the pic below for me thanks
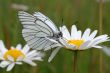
[0,0,110,73]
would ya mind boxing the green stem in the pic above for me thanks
[99,0,103,73]
[73,51,78,73]
[12,66,15,73]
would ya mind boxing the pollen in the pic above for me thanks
[68,39,84,48]
[4,49,25,61]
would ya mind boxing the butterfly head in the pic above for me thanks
[57,31,63,38]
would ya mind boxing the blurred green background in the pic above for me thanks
[0,0,110,73]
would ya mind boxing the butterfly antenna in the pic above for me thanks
[61,18,64,27]
[59,18,64,32]
[73,21,78,25]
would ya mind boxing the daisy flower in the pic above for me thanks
[0,40,43,71]
[59,25,109,50]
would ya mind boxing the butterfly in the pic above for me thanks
[18,11,64,62]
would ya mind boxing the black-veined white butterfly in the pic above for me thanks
[18,11,64,62]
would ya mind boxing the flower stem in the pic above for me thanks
[12,66,15,73]
[73,50,78,73]
[99,0,103,73]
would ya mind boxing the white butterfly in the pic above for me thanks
[18,11,64,62]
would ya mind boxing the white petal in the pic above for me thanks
[26,50,37,57]
[82,28,91,41]
[92,45,102,48]
[0,61,10,68]
[61,25,70,39]
[0,40,7,54]
[59,26,62,31]
[16,56,24,61]
[27,52,39,58]
[58,38,69,48]
[7,55,14,62]
[90,35,109,47]
[48,47,61,62]
[93,34,108,41]
[88,30,97,40]
[77,30,82,39]
[22,44,30,54]
[30,57,43,61]
[15,62,22,65]
[66,45,76,50]
[93,37,109,46]
[6,63,15,71]
[23,59,36,66]
[71,25,78,39]
[16,44,22,50]
[79,41,91,50]
[87,35,108,48]
[60,37,76,49]
[11,47,15,50]
[0,53,4,60]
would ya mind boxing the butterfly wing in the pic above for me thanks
[18,11,59,51]
[33,12,58,32]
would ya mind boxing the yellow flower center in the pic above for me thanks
[68,39,84,48]
[4,49,25,61]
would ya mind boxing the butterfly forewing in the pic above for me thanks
[33,12,58,32]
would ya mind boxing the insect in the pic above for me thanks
[18,11,64,62]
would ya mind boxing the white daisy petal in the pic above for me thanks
[59,26,63,32]
[7,63,15,71]
[0,53,4,60]
[92,38,108,46]
[11,47,15,50]
[22,44,30,54]
[16,44,22,50]
[0,40,7,54]
[66,44,76,50]
[92,35,108,42]
[7,55,14,62]
[0,61,10,68]
[26,50,37,57]
[82,28,91,41]
[88,30,97,40]
[48,47,61,62]
[58,38,70,48]
[89,35,108,47]
[15,62,22,65]
[92,45,102,48]
[87,35,108,48]
[16,56,24,61]
[71,25,78,39]
[31,57,43,61]
[23,59,36,66]
[27,52,39,58]
[79,41,91,50]
[77,30,82,39]
[61,25,71,39]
